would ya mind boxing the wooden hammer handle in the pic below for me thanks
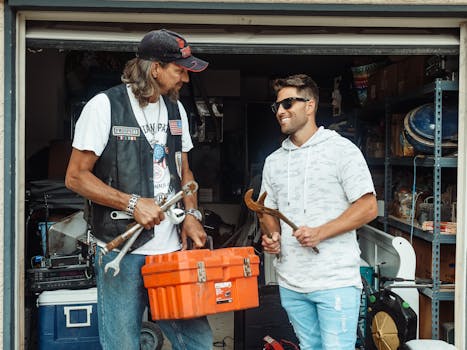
[104,223,142,253]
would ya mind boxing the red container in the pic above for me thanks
[142,247,260,320]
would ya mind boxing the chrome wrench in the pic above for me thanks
[104,226,144,276]
[103,181,198,253]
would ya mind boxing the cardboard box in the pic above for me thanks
[419,293,454,339]
[142,247,260,320]
[412,236,456,283]
[37,288,101,350]
[380,63,399,97]
[391,114,405,157]
[367,63,399,102]
[397,56,427,94]
[367,70,380,102]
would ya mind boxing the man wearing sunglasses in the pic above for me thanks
[260,74,378,350]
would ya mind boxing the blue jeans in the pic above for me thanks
[279,286,360,350]
[95,247,213,350]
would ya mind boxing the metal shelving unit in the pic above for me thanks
[381,79,459,339]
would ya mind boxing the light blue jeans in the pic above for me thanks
[95,247,213,350]
[279,286,361,350]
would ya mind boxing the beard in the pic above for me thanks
[165,87,180,101]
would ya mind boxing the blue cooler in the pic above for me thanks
[37,288,101,350]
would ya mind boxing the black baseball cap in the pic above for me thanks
[137,29,208,72]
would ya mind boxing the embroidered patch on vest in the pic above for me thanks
[169,120,182,135]
[112,126,140,140]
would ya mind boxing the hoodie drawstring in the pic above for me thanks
[287,146,310,214]
[304,146,311,214]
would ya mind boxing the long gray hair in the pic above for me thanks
[121,58,166,107]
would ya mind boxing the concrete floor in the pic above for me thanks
[161,312,234,350]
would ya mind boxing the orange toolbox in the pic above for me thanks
[141,247,260,320]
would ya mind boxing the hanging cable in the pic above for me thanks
[410,155,423,243]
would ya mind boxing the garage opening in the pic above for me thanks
[23,26,459,349]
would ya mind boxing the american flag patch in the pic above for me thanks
[169,120,182,135]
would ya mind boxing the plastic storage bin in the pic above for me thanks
[142,247,260,320]
[37,287,101,350]
[38,221,55,255]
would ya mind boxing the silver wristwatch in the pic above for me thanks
[185,208,203,222]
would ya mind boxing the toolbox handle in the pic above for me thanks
[187,235,213,250]
[64,305,92,328]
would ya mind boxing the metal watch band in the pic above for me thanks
[126,194,140,216]
[185,208,202,222]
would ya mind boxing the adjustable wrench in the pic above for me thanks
[104,226,144,276]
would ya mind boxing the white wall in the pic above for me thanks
[0,0,5,347]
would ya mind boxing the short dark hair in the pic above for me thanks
[272,74,319,107]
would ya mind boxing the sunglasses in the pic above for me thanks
[271,97,310,114]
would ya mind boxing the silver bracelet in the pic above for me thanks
[126,194,140,216]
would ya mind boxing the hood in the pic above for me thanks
[281,126,339,150]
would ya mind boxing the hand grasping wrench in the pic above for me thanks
[103,181,199,276]
[244,189,319,254]
[103,180,199,254]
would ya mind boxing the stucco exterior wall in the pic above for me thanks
[0,0,4,347]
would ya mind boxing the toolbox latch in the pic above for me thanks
[197,261,206,282]
[243,258,252,277]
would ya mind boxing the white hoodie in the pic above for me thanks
[261,127,375,293]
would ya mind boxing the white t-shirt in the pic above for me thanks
[72,85,193,255]
[261,127,375,293]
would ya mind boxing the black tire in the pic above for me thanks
[140,321,164,350]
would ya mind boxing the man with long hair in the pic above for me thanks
[66,29,212,349]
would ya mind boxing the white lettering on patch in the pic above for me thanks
[112,126,140,137]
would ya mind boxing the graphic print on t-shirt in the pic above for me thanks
[153,143,168,183]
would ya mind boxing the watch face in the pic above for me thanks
[187,209,202,222]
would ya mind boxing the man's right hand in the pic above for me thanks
[262,231,281,255]
[133,197,165,230]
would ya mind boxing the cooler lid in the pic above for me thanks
[37,287,97,306]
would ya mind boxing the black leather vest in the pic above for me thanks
[89,84,182,251]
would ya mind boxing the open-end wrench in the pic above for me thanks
[244,189,319,254]
[104,226,144,276]
[103,180,199,253]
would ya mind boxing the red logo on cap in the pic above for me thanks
[180,46,191,58]
[175,37,191,58]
